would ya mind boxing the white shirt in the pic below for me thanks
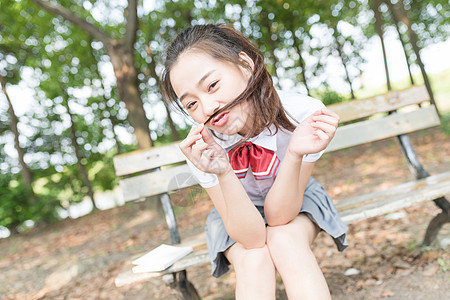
[183,90,326,206]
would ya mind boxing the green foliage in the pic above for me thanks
[314,88,348,106]
[1,0,448,234]
[440,112,450,136]
[0,173,61,231]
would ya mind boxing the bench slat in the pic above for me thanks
[328,85,429,123]
[119,164,198,202]
[114,141,185,177]
[115,249,210,287]
[325,106,440,153]
[338,171,450,224]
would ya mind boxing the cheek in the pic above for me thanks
[190,113,204,124]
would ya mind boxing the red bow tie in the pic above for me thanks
[227,142,280,180]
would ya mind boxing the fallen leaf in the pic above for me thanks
[381,289,395,297]
[423,263,440,276]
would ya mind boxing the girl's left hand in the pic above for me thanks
[287,108,339,158]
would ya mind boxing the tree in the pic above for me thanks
[388,0,437,111]
[31,0,153,149]
[386,0,415,85]
[373,0,392,91]
[0,75,35,195]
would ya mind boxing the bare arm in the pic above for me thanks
[264,108,339,226]
[205,171,266,249]
[181,124,265,248]
[264,156,315,226]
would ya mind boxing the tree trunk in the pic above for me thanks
[108,42,153,149]
[32,0,153,149]
[332,25,356,99]
[293,36,311,95]
[373,0,392,91]
[392,1,439,116]
[386,0,415,85]
[0,75,35,196]
[64,98,98,211]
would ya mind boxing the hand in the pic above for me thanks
[287,108,339,158]
[179,123,232,175]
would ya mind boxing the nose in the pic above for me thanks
[202,97,221,120]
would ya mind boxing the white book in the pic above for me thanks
[131,244,193,273]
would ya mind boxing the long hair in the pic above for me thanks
[160,23,297,145]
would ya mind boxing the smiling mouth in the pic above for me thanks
[205,110,225,125]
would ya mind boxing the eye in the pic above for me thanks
[186,101,197,110]
[208,80,219,92]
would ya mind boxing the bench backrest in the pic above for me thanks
[114,85,440,202]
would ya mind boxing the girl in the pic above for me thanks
[160,23,348,299]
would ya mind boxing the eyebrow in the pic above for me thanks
[179,69,215,102]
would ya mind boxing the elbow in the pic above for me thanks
[265,208,299,227]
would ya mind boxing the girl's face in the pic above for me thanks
[170,49,254,136]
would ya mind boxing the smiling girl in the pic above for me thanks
[161,24,348,299]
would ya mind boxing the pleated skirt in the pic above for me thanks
[205,177,349,278]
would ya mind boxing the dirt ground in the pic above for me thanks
[1,126,449,300]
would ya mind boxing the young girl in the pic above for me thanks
[161,23,348,299]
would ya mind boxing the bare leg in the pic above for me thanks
[266,214,331,300]
[225,243,277,300]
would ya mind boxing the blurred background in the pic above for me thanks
[0,0,449,239]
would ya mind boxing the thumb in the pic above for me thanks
[200,127,217,145]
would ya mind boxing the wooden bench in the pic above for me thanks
[113,85,450,299]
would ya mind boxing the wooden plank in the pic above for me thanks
[336,171,450,212]
[325,106,440,153]
[328,85,429,123]
[115,249,210,287]
[337,171,450,224]
[119,164,198,202]
[114,141,185,176]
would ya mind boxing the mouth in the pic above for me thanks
[209,112,229,127]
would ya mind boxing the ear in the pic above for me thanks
[238,51,254,79]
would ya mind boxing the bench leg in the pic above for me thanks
[163,271,201,300]
[422,196,450,246]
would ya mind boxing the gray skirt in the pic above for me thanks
[205,177,349,278]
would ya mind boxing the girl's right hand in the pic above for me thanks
[179,124,232,175]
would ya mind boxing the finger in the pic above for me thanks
[191,142,209,163]
[182,123,204,145]
[311,121,337,135]
[179,133,203,155]
[312,114,339,127]
[315,129,330,141]
[321,108,340,122]
[200,126,217,145]
[202,148,215,159]
[191,123,205,135]
[312,121,335,133]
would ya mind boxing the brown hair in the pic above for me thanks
[160,23,297,145]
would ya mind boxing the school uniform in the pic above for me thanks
[183,90,348,278]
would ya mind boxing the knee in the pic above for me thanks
[266,223,312,253]
[235,245,275,274]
